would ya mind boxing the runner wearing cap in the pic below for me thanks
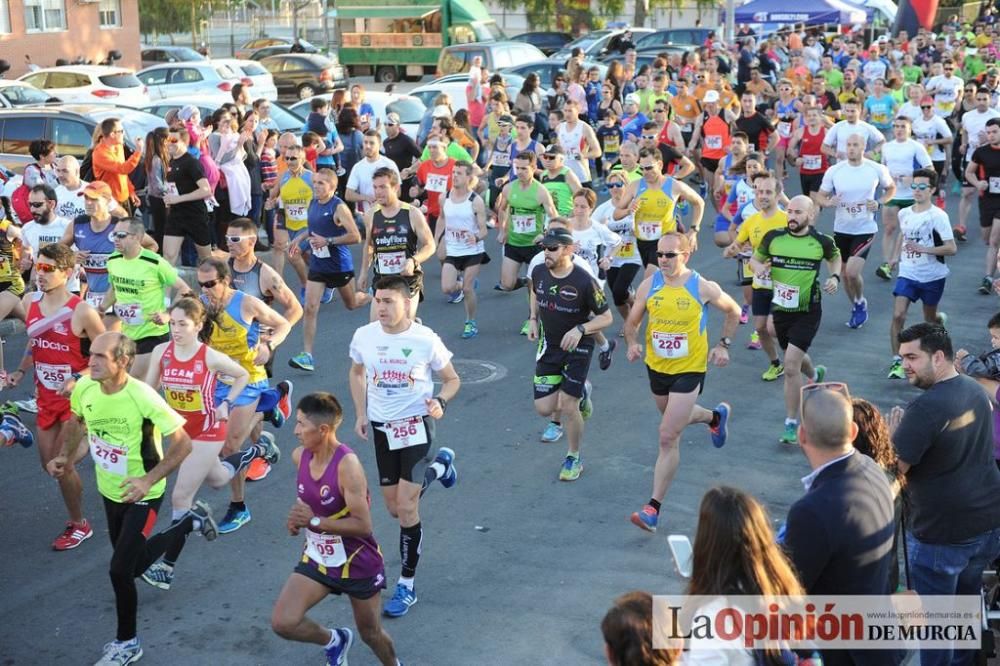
[539,145,582,217]
[410,139,455,234]
[687,89,736,204]
[528,226,613,481]
[620,93,648,142]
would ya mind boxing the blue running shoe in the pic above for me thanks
[324,627,354,666]
[1,414,33,447]
[630,505,658,532]
[846,302,861,328]
[448,289,465,304]
[854,298,869,328]
[383,583,418,617]
[698,181,708,198]
[217,506,251,534]
[540,422,564,442]
[461,320,478,339]
[298,286,306,305]
[434,447,457,488]
[288,351,315,371]
[321,288,335,305]
[709,402,730,449]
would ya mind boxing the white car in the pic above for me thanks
[18,66,149,106]
[212,58,278,102]
[409,74,523,114]
[289,91,426,138]
[0,80,57,107]
[136,62,241,104]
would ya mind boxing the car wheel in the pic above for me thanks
[298,84,316,99]
[375,66,399,83]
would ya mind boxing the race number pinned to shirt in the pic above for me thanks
[652,332,689,358]
[285,204,307,221]
[425,174,449,193]
[615,241,635,258]
[305,529,347,567]
[989,177,1000,195]
[839,201,868,220]
[773,282,800,309]
[89,434,128,477]
[777,121,792,138]
[35,362,71,391]
[114,302,144,326]
[637,221,662,241]
[163,383,205,412]
[705,135,723,150]
[512,214,536,234]
[376,251,406,274]
[802,155,822,170]
[384,416,428,451]
[312,243,331,259]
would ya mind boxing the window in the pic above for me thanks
[169,68,203,84]
[48,72,89,88]
[281,58,306,72]
[24,0,65,32]
[1,85,52,106]
[138,69,168,86]
[0,0,10,34]
[99,0,120,28]
[50,119,92,158]
[2,117,46,155]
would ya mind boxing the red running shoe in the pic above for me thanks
[52,519,93,551]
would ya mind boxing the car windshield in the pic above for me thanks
[1,85,53,105]
[563,30,611,52]
[386,97,426,124]
[174,48,205,62]
[99,73,143,88]
[270,103,306,131]
[239,62,268,77]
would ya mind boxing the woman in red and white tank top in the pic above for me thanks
[788,107,829,197]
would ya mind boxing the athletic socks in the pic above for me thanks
[598,340,610,353]
[649,498,662,514]
[399,523,423,579]
[421,462,446,494]
[771,359,781,367]
[230,501,247,512]
[785,418,799,428]
[398,575,415,591]
[709,411,721,429]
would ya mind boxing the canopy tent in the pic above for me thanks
[854,0,898,22]
[733,0,868,25]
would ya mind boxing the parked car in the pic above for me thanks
[0,80,59,107]
[600,44,690,66]
[509,31,573,57]
[136,62,241,103]
[235,37,295,60]
[0,106,144,173]
[18,66,150,106]
[549,27,655,61]
[435,41,546,78]
[289,91,425,138]
[634,28,713,50]
[212,58,279,102]
[260,54,348,102]
[140,46,207,69]
[64,104,165,145]
[501,59,608,91]
[138,97,305,135]
[409,73,523,114]
[248,39,321,61]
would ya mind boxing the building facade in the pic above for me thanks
[0,0,140,78]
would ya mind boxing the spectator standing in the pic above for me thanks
[92,118,143,214]
[53,155,88,221]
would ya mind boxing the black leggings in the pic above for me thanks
[606,264,641,307]
[104,497,191,641]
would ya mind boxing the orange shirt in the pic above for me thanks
[671,94,701,130]
[92,142,141,204]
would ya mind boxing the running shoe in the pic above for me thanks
[747,331,761,350]
[189,499,218,541]
[325,627,354,666]
[0,401,18,417]
[559,454,583,481]
[698,181,708,198]
[448,289,465,304]
[94,638,143,666]
[579,381,593,420]
[540,422,564,442]
[298,286,306,304]
[846,302,860,328]
[630,505,658,532]
[433,447,458,488]
[141,562,174,591]
[761,364,784,382]
[934,195,946,210]
[519,319,531,336]
[256,431,281,466]
[598,339,617,370]
[875,262,892,280]
[52,519,93,551]
[954,225,967,242]
[462,320,478,339]
[813,365,827,383]
[383,584,418,617]
[854,299,869,328]
[246,458,271,481]
[288,351,315,371]
[0,413,33,447]
[321,288,335,305]
[276,380,294,423]
[980,276,994,295]
[709,403,730,449]
[13,397,37,414]
[887,359,906,380]
[217,506,251,534]
[739,303,749,325]
[779,422,798,445]
[937,311,948,329]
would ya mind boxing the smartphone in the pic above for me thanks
[668,534,693,579]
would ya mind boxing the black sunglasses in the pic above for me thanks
[199,279,222,289]
[112,231,132,239]
[656,251,682,258]
[542,244,563,252]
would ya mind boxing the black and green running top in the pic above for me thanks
[753,228,840,313]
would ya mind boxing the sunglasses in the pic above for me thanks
[640,165,658,171]
[642,134,657,140]
[656,251,682,258]
[226,235,254,244]
[35,263,60,273]
[920,105,932,109]
[607,182,625,189]
[800,381,850,417]
[541,154,555,160]
[198,279,222,289]
[28,201,47,208]
[542,244,563,252]
[912,183,932,191]
[286,157,299,162]
[112,231,132,239]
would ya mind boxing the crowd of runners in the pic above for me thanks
[8,13,1000,665]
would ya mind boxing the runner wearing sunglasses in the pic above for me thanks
[624,232,741,532]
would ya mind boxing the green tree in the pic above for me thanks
[497,0,625,32]
[138,0,211,44]
[635,0,721,29]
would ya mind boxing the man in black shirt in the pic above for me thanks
[965,117,1000,293]
[382,112,422,203]
[891,323,1000,663]
[734,91,775,152]
[528,227,613,482]
[162,126,212,267]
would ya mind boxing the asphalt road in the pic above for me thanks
[1,179,995,665]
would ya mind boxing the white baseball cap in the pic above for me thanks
[704,90,720,103]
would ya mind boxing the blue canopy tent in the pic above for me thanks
[733,0,868,25]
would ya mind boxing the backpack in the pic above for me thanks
[340,130,363,178]
[11,163,41,223]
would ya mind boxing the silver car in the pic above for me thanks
[136,62,241,104]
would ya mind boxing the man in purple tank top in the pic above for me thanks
[271,392,401,666]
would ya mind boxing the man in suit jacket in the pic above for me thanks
[784,386,902,666]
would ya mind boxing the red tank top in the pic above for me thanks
[160,341,225,441]
[798,126,829,175]
[26,293,87,394]
[701,111,730,160]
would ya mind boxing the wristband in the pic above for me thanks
[830,274,841,282]
[434,396,447,414]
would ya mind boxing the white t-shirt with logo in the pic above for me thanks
[54,182,88,220]
[346,156,399,215]
[22,216,80,291]
[926,74,964,117]
[819,159,893,235]
[571,223,620,288]
[911,115,953,161]
[961,108,1000,160]
[881,139,933,200]
[897,205,953,283]
[348,321,452,423]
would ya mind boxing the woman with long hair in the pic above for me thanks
[208,107,252,248]
[606,60,626,101]
[335,106,364,199]
[143,127,170,248]
[515,72,545,139]
[601,590,676,666]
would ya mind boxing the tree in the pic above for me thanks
[635,0,721,29]
[497,0,625,32]
[138,0,211,44]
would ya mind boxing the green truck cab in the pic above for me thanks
[333,0,504,83]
